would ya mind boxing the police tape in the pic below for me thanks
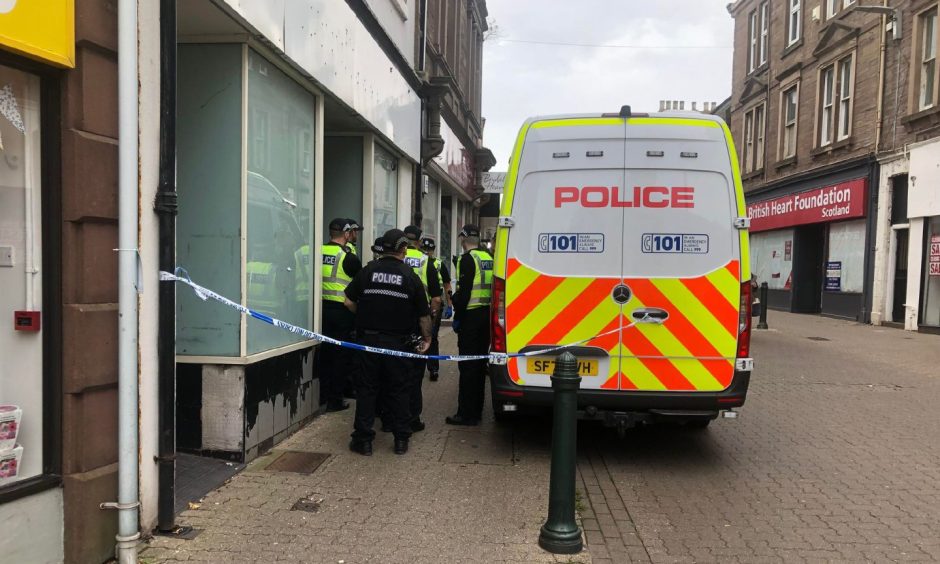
[161,269,638,363]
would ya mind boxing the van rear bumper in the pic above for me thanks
[489,364,750,412]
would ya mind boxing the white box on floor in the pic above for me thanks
[0,405,22,451]
[0,445,23,482]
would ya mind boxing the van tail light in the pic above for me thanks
[737,280,752,359]
[491,276,506,353]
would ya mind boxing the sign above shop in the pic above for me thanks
[746,178,867,233]
[930,235,940,277]
[482,172,506,194]
[0,0,74,67]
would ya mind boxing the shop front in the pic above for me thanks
[747,173,874,321]
[906,140,940,333]
[1,1,74,561]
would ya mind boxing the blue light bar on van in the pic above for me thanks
[553,152,570,158]
[646,150,664,157]
[586,151,604,157]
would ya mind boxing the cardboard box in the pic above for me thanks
[0,405,22,451]
[0,445,23,481]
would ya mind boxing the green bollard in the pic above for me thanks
[538,351,584,554]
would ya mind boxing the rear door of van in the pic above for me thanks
[501,117,626,391]
[499,115,745,393]
[618,117,742,392]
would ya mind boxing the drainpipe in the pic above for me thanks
[155,0,178,534]
[117,0,140,559]
[414,0,429,227]
[874,2,887,153]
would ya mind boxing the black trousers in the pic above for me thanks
[320,302,355,406]
[353,333,412,442]
[426,315,443,375]
[456,307,490,420]
[409,356,426,423]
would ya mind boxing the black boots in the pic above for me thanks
[349,439,373,456]
[393,438,409,455]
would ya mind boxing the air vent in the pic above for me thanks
[553,152,570,158]
[586,151,604,157]
[646,150,665,157]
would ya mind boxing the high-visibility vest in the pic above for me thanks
[466,249,493,310]
[432,257,444,290]
[404,247,430,299]
[321,244,353,303]
[294,245,311,302]
[247,261,281,315]
[348,243,358,257]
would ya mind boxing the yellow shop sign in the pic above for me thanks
[0,0,75,68]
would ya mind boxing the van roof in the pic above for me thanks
[521,111,727,128]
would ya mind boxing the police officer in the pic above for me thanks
[446,225,493,426]
[345,229,432,455]
[420,237,453,381]
[346,218,362,256]
[320,218,362,412]
[402,226,442,431]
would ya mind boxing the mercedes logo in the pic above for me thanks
[612,284,632,305]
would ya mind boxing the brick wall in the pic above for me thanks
[61,0,120,561]
[728,0,940,194]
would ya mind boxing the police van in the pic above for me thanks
[489,107,753,429]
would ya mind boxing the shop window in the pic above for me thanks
[177,45,316,358]
[0,64,43,487]
[373,145,399,239]
[780,84,799,159]
[751,230,795,290]
[826,219,866,293]
[246,49,316,354]
[923,217,940,327]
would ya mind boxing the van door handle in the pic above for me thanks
[631,307,669,324]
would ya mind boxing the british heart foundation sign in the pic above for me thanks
[747,178,867,232]
[0,0,75,68]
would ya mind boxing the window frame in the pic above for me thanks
[788,0,802,46]
[748,9,759,72]
[816,53,855,148]
[780,82,800,159]
[916,6,938,112]
[742,101,767,174]
[837,57,855,141]
[759,1,769,65]
[819,65,835,146]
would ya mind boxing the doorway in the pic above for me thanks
[892,228,909,322]
[791,223,826,313]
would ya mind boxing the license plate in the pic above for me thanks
[526,357,599,376]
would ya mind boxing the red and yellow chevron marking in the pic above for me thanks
[504,258,740,392]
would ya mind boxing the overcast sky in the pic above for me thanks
[481,0,734,170]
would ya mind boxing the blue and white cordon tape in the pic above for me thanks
[160,268,636,363]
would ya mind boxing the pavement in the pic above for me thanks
[142,312,940,563]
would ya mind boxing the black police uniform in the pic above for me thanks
[450,249,490,424]
[427,260,451,378]
[404,255,442,429]
[345,256,431,445]
[320,242,362,410]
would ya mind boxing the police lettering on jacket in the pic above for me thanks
[371,272,403,285]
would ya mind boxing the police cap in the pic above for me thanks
[370,237,384,254]
[403,225,423,240]
[329,217,353,232]
[420,237,436,251]
[458,224,481,238]
[381,229,410,252]
[347,219,363,231]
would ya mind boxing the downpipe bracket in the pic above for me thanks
[100,501,141,511]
